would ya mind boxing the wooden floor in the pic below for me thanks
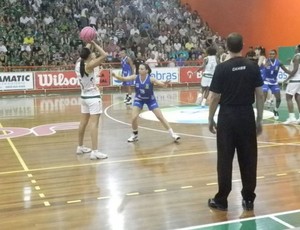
[1,87,300,230]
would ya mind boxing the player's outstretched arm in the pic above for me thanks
[112,72,136,82]
[151,77,170,87]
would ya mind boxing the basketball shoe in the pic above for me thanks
[128,134,138,142]
[125,96,132,105]
[90,150,108,160]
[124,94,129,103]
[273,110,279,120]
[76,146,92,154]
[283,117,297,125]
[172,134,180,142]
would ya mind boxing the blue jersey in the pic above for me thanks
[264,59,280,85]
[121,56,132,76]
[134,74,155,100]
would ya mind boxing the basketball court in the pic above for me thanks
[1,87,300,229]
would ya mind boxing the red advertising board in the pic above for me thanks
[180,67,202,83]
[35,71,80,89]
[98,69,110,86]
[35,70,110,89]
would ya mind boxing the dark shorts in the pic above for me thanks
[133,98,159,110]
[262,84,280,94]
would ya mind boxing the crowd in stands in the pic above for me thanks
[0,0,227,70]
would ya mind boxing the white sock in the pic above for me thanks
[289,113,296,119]
[168,128,174,136]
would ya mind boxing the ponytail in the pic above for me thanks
[80,59,85,77]
[79,47,91,77]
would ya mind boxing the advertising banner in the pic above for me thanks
[111,67,180,86]
[98,69,110,86]
[35,71,79,89]
[180,67,201,83]
[150,67,179,82]
[277,66,289,83]
[0,72,34,90]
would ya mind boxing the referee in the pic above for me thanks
[208,33,264,211]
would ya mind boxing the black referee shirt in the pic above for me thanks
[210,57,263,106]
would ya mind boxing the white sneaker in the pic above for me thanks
[283,117,297,125]
[125,97,132,105]
[273,110,279,120]
[76,146,92,154]
[90,150,108,160]
[123,95,129,103]
[172,134,180,142]
[128,134,138,142]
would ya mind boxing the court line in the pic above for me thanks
[0,143,296,176]
[270,216,295,228]
[104,103,216,140]
[0,123,50,205]
[104,102,300,146]
[0,150,217,175]
[0,122,29,171]
[177,209,300,230]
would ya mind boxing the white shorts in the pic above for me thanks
[81,97,102,115]
[285,82,300,96]
[201,75,213,87]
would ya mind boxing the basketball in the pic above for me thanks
[79,26,97,43]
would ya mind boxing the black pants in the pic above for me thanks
[214,105,257,206]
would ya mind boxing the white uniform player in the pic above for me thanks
[75,41,108,160]
[283,46,300,124]
[75,61,102,115]
[196,47,218,107]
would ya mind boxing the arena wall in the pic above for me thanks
[181,0,300,52]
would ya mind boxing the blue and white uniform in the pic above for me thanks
[262,59,280,93]
[75,60,102,114]
[133,74,158,110]
[121,56,134,86]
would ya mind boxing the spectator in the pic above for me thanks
[129,32,142,46]
[1,0,223,70]
[185,38,194,51]
[174,38,182,51]
[148,39,156,50]
[89,11,98,29]
[0,40,7,53]
[157,32,168,45]
[23,33,34,45]
[43,13,54,27]
[115,24,126,46]
[145,53,158,68]
[130,24,140,36]
[104,38,120,61]
[176,53,185,66]
[0,51,8,66]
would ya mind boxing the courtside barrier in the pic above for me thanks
[0,66,202,95]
